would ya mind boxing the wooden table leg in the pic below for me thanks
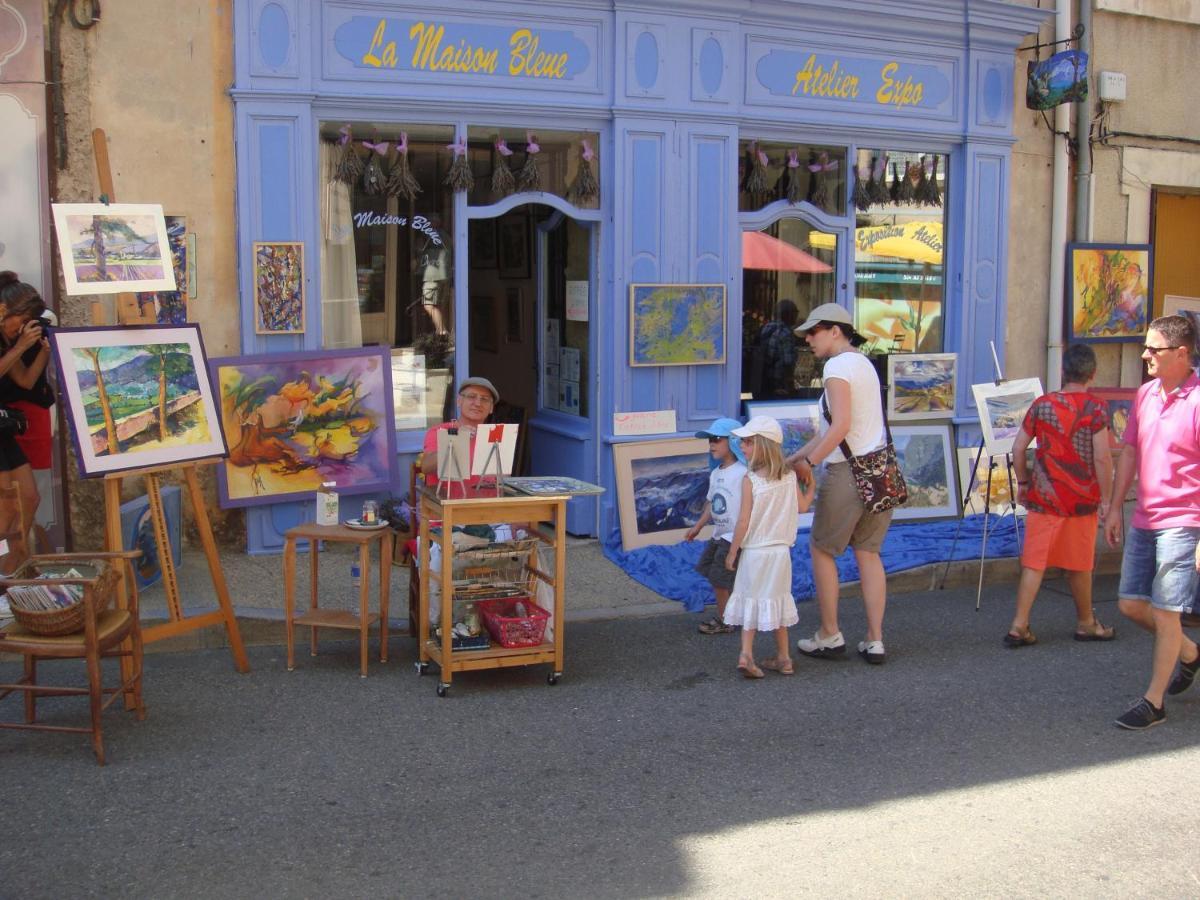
[309,539,319,658]
[358,543,370,678]
[379,531,391,663]
[284,537,296,671]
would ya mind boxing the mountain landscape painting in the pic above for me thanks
[972,378,1044,457]
[615,437,713,549]
[52,203,177,295]
[891,424,957,520]
[888,353,957,420]
[50,325,227,476]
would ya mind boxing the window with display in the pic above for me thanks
[466,127,600,209]
[737,140,847,217]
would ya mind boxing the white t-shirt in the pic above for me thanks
[820,351,885,463]
[707,460,747,542]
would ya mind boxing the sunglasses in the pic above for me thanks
[1142,345,1181,355]
[706,437,726,444]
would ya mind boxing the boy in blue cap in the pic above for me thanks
[686,417,748,634]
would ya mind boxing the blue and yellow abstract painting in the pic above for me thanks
[630,284,725,366]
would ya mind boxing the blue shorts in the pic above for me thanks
[1118,526,1200,613]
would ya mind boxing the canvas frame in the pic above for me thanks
[1162,294,1200,337]
[971,377,1045,457]
[887,352,958,421]
[1066,242,1152,343]
[629,283,727,367]
[252,241,306,334]
[890,423,959,522]
[614,437,712,551]
[957,446,1029,517]
[49,324,227,477]
[1091,387,1138,451]
[51,202,176,295]
[208,346,397,508]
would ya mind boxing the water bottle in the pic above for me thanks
[350,562,361,588]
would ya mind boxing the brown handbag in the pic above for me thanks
[821,396,908,513]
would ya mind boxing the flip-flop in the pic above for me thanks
[760,656,795,675]
[737,658,765,679]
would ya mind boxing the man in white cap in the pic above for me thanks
[786,302,895,665]
[420,376,499,486]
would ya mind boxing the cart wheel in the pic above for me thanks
[547,672,560,686]
[414,661,429,676]
[436,682,449,697]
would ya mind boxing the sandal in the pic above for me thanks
[1003,626,1037,648]
[698,617,736,635]
[760,656,795,676]
[736,656,765,679]
[1075,618,1116,642]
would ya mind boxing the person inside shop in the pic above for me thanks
[753,299,800,399]
[420,376,500,487]
[417,212,452,335]
[0,272,52,572]
[786,303,894,666]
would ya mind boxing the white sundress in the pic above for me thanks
[722,469,800,632]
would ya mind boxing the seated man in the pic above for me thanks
[421,377,499,487]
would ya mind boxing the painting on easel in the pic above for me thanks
[134,215,190,324]
[51,202,177,295]
[208,347,396,508]
[50,324,228,476]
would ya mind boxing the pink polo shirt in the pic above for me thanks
[1124,372,1200,529]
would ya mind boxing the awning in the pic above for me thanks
[810,221,943,265]
[742,230,833,273]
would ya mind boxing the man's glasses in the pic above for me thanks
[1142,345,1181,355]
[460,392,494,403]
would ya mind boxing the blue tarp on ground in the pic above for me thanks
[602,514,1020,612]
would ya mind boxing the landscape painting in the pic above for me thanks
[1162,295,1200,339]
[50,324,227,477]
[958,447,1031,516]
[630,284,726,367]
[1091,387,1138,451]
[972,378,1044,457]
[135,215,189,325]
[1067,243,1151,342]
[744,400,822,458]
[253,242,305,334]
[888,353,957,420]
[51,202,176,295]
[209,347,396,507]
[890,424,957,521]
[614,437,712,550]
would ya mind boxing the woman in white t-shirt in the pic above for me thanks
[786,303,894,666]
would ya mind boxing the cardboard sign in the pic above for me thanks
[613,410,678,436]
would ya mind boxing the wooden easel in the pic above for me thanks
[102,462,248,672]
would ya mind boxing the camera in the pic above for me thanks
[34,315,52,332]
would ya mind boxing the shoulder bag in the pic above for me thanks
[820,394,908,513]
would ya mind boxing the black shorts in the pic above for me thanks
[695,538,739,591]
[0,435,27,473]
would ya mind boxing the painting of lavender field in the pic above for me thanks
[891,425,957,520]
[972,378,1044,457]
[52,203,176,295]
[614,437,712,550]
[888,353,957,420]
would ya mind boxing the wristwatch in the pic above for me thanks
[803,456,815,468]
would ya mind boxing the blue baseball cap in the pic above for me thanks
[695,417,747,464]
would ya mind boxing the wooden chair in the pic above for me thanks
[408,452,424,635]
[0,551,146,765]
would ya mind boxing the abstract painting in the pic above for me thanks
[957,447,1030,516]
[51,202,176,295]
[888,353,957,420]
[135,215,189,324]
[1162,295,1200,338]
[614,437,712,550]
[972,378,1044,457]
[744,399,822,459]
[253,242,305,334]
[1067,243,1152,342]
[49,324,227,477]
[630,284,726,367]
[208,347,396,507]
[890,424,958,521]
[1091,387,1138,451]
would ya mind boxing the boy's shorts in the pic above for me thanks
[696,538,738,591]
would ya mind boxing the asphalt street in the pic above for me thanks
[2,572,1199,898]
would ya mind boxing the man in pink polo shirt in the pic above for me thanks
[1104,315,1200,730]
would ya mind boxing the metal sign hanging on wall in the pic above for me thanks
[1026,50,1088,110]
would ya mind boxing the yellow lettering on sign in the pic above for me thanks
[509,28,568,79]
[409,21,498,73]
[791,53,860,99]
[876,62,924,108]
[363,19,397,68]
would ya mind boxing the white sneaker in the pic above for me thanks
[796,630,846,659]
[858,639,886,665]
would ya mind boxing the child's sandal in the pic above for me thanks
[760,656,795,676]
[737,656,765,679]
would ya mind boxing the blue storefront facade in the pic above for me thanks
[232,0,1046,549]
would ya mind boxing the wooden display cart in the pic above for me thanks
[415,484,567,696]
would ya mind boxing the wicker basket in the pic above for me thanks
[0,559,117,637]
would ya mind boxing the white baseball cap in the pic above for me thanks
[732,415,783,445]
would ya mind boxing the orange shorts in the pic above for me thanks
[1021,510,1098,572]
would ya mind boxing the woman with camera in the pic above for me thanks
[0,272,52,571]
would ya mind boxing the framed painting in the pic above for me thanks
[469,218,498,269]
[887,352,957,420]
[120,485,182,589]
[971,377,1044,457]
[957,447,1031,516]
[208,347,397,508]
[505,286,523,343]
[253,241,305,334]
[49,324,227,477]
[498,212,529,279]
[1067,243,1152,343]
[1091,387,1138,450]
[51,202,176,295]
[629,283,726,367]
[743,399,822,459]
[614,437,712,550]
[135,215,189,325]
[890,424,958,521]
[1162,295,1200,338]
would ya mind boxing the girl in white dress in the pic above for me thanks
[722,416,811,678]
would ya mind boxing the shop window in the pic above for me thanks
[466,127,600,209]
[851,150,948,354]
[540,214,590,418]
[742,218,838,400]
[318,122,457,432]
[738,140,847,217]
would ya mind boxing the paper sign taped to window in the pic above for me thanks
[613,410,677,436]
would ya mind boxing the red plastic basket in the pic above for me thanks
[476,595,550,648]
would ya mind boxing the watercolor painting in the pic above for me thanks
[630,284,726,367]
[957,447,1032,516]
[1163,295,1200,339]
[1091,387,1137,451]
[972,378,1044,457]
[1067,243,1151,342]
[49,325,227,477]
[135,215,189,324]
[51,202,176,295]
[253,242,305,334]
[120,485,182,589]
[614,437,712,550]
[208,347,396,507]
[890,424,958,521]
[744,399,822,458]
[888,353,957,420]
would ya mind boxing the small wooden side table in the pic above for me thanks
[283,522,392,677]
